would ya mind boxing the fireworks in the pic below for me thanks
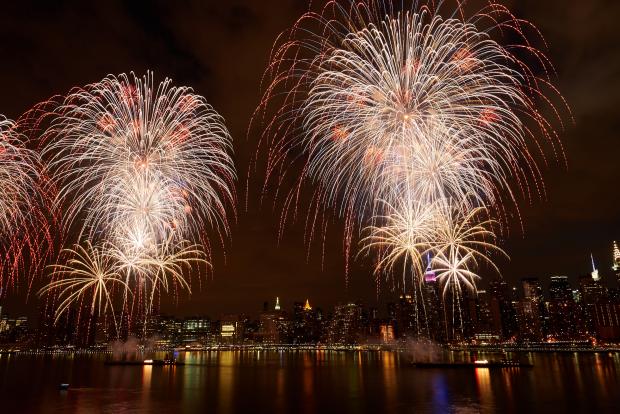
[0,1,567,342]
[0,116,51,293]
[37,72,236,330]
[360,196,437,289]
[431,205,505,298]
[39,238,208,335]
[42,72,236,251]
[256,0,565,302]
[109,236,208,317]
[38,242,127,326]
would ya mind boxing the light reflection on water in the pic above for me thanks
[475,367,493,409]
[0,350,619,413]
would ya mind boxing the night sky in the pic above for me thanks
[0,0,618,318]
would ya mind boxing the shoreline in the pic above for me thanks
[2,344,620,355]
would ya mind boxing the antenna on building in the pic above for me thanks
[591,253,600,281]
[424,252,436,282]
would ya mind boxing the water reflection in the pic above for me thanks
[302,352,315,414]
[140,364,152,412]
[475,367,493,409]
[1,351,620,413]
[218,352,234,414]
[381,351,397,409]
[430,374,450,413]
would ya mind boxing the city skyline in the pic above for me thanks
[2,239,619,321]
[4,260,620,349]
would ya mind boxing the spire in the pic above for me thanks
[591,253,600,281]
[424,252,436,282]
[274,297,280,311]
[304,299,312,311]
[425,252,432,272]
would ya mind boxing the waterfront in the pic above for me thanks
[1,351,619,413]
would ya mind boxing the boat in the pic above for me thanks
[105,359,184,366]
[412,359,533,369]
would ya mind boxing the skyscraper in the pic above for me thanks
[522,277,544,301]
[518,277,545,341]
[424,253,437,283]
[548,276,573,301]
[488,279,518,341]
[258,297,289,344]
[395,294,418,338]
[468,290,500,342]
[547,276,580,340]
[422,272,444,343]
[594,302,620,340]
[578,274,606,337]
[291,299,320,344]
[327,303,363,344]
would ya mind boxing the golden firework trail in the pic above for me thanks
[34,72,236,327]
[254,0,567,297]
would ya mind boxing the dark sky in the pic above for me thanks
[0,0,618,318]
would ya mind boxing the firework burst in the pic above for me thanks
[42,72,236,252]
[255,0,566,295]
[36,72,236,328]
[431,204,506,297]
[38,241,128,327]
[0,116,52,294]
[109,236,208,317]
[359,195,437,289]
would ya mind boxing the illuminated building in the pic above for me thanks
[258,298,289,344]
[609,287,620,304]
[424,253,437,283]
[469,290,501,342]
[522,277,544,301]
[517,277,544,341]
[292,299,320,344]
[579,274,606,336]
[380,324,395,343]
[395,294,418,338]
[219,315,243,344]
[594,303,620,340]
[182,317,212,345]
[221,324,235,338]
[423,270,444,343]
[0,314,30,344]
[488,279,518,340]
[547,276,580,340]
[515,300,541,341]
[327,303,363,344]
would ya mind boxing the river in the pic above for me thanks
[1,350,619,413]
